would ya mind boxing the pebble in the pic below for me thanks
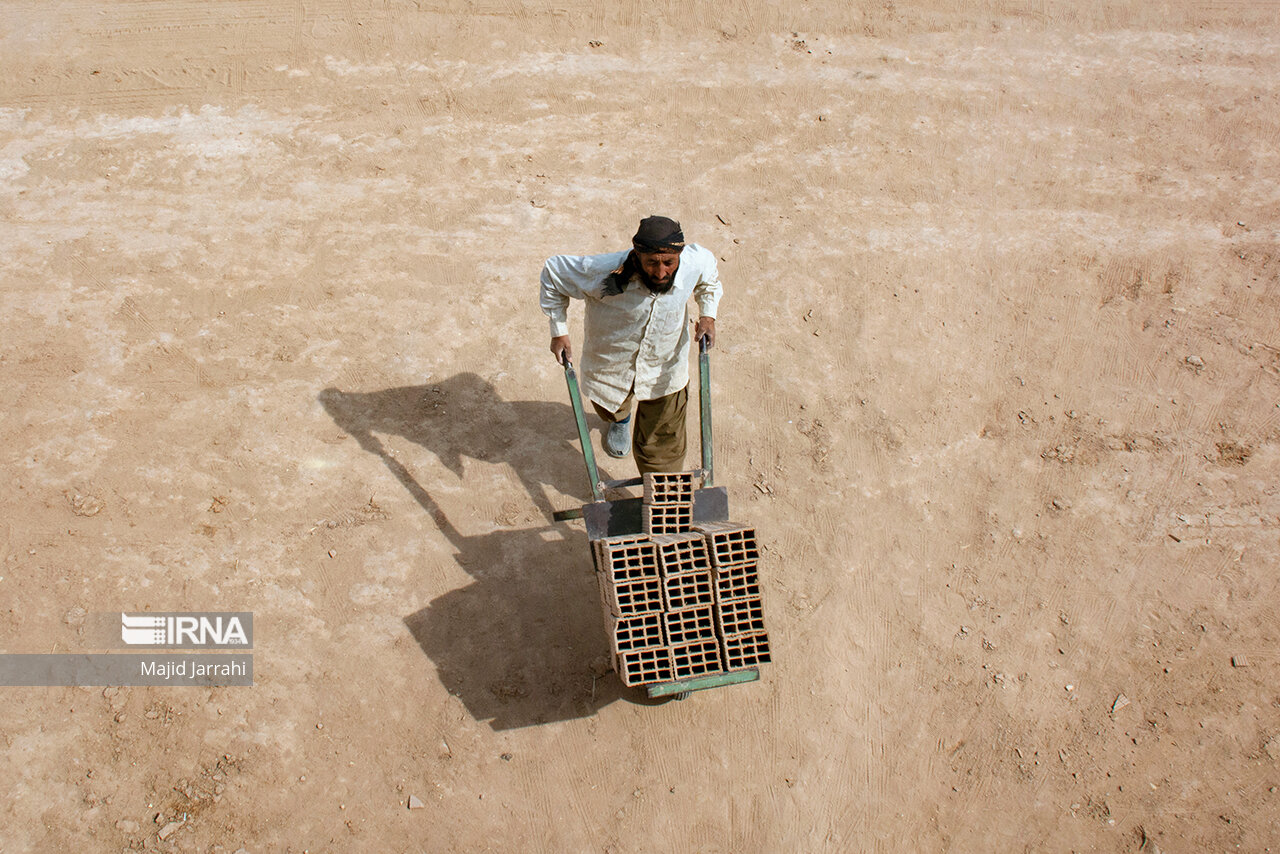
[408,795,425,810]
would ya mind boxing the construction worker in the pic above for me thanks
[539,215,722,474]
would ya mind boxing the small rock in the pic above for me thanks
[1065,684,1074,692]
[115,819,139,833]
[1185,355,1204,370]
[1231,654,1250,668]
[157,820,182,840]
[500,753,513,762]
[327,550,336,559]
[1111,693,1130,714]
[66,491,103,517]
[408,794,425,810]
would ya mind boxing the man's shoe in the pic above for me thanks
[604,416,632,458]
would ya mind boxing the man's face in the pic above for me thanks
[637,250,681,290]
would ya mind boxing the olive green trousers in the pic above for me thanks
[591,386,688,474]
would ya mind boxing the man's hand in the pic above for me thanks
[694,316,716,350]
[550,335,573,365]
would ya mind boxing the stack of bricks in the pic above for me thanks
[593,472,772,688]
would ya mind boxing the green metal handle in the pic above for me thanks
[698,336,713,487]
[562,356,603,502]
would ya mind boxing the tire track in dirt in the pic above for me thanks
[117,295,212,387]
[1141,368,1197,545]
[513,759,562,854]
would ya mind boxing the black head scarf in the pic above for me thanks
[631,216,685,252]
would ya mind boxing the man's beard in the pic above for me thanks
[639,269,675,294]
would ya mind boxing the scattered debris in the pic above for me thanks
[1184,355,1204,371]
[1216,441,1252,466]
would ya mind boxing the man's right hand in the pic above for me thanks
[550,335,572,365]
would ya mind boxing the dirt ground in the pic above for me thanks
[2,1,1279,851]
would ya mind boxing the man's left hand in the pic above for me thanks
[694,316,716,350]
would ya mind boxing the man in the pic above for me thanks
[539,215,722,474]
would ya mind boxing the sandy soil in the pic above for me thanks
[2,1,1279,851]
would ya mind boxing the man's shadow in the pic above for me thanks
[319,374,628,730]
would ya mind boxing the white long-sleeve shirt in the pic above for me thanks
[539,244,723,412]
